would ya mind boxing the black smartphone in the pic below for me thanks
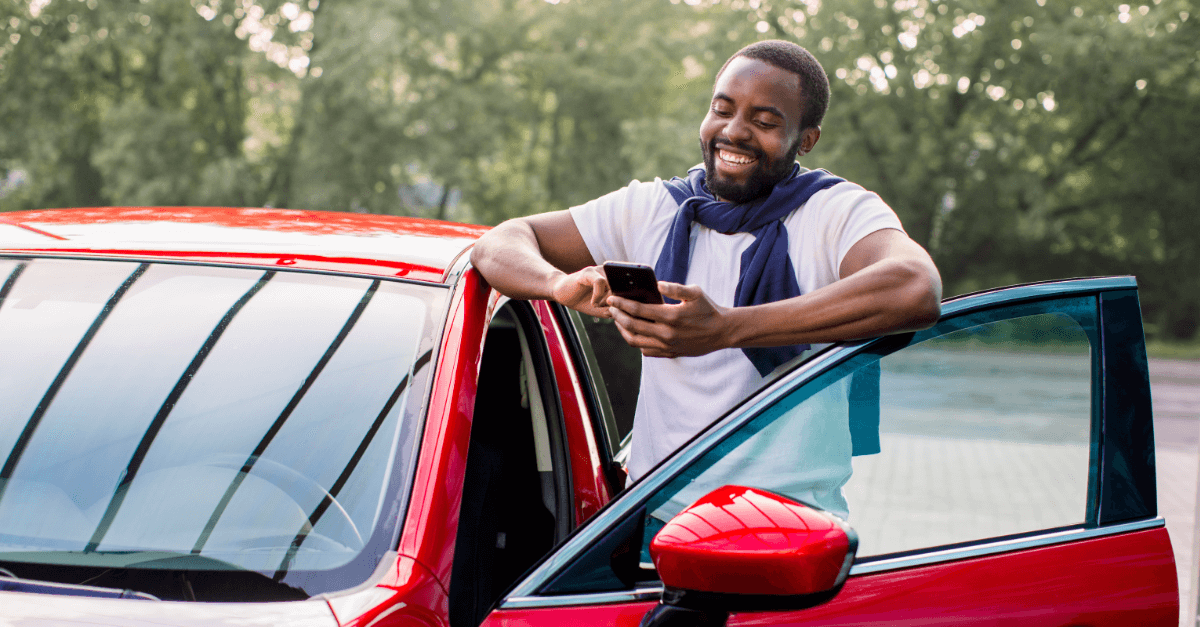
[603,261,663,305]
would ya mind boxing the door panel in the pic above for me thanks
[729,529,1177,627]
[485,529,1176,627]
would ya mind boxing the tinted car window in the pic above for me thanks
[640,297,1097,561]
[845,310,1092,555]
[0,258,443,599]
[575,315,640,443]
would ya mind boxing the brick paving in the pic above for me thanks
[1150,358,1200,627]
[844,435,1089,557]
[1158,446,1196,627]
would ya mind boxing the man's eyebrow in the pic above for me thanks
[711,93,785,119]
[752,105,785,119]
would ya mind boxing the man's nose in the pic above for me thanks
[722,115,752,143]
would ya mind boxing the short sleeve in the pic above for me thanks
[811,182,905,275]
[569,179,674,267]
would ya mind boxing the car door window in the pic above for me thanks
[640,296,1098,561]
[557,309,641,476]
[574,315,640,443]
[534,294,1110,596]
[846,309,1093,555]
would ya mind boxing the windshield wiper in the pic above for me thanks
[0,550,308,602]
[0,549,259,572]
[0,573,159,600]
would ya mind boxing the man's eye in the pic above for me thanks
[756,120,780,129]
[711,106,732,116]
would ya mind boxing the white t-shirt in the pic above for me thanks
[569,170,904,494]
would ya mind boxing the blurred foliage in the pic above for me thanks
[0,0,1197,339]
[1146,338,1200,360]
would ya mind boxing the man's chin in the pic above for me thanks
[707,175,769,204]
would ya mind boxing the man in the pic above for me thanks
[470,40,942,496]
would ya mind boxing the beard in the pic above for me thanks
[701,136,803,204]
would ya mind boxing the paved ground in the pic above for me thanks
[1149,358,1200,627]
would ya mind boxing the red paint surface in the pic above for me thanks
[485,603,654,627]
[2,207,489,238]
[2,248,446,281]
[398,269,490,592]
[531,300,614,523]
[651,486,849,596]
[0,216,69,240]
[0,207,489,284]
[325,555,448,627]
[484,528,1178,627]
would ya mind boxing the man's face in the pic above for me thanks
[699,57,813,204]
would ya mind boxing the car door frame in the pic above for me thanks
[552,305,634,491]
[483,276,1177,625]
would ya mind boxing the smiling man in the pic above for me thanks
[471,40,942,492]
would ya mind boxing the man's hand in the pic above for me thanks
[608,282,732,358]
[470,211,601,310]
[552,266,613,318]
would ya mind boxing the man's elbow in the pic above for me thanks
[469,218,522,276]
[893,258,942,330]
[468,236,492,273]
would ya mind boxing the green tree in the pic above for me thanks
[279,0,715,222]
[1,0,1195,338]
[0,0,293,209]
[721,0,1199,338]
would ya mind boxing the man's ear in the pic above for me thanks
[797,127,821,156]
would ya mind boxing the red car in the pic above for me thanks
[0,208,1178,626]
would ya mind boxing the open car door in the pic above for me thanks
[479,278,1177,627]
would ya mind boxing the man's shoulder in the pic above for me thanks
[569,175,680,263]
[784,172,903,244]
[572,176,675,215]
[795,173,889,216]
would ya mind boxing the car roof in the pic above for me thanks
[0,207,490,284]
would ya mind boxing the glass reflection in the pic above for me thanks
[0,258,431,580]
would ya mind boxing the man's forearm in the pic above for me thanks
[470,220,565,301]
[726,256,942,348]
[470,213,612,319]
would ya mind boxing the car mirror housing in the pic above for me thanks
[640,485,857,627]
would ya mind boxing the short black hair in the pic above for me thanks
[716,40,831,130]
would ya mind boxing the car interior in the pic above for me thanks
[448,302,573,627]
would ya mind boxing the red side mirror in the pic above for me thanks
[640,485,857,627]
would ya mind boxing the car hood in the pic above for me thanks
[0,207,489,283]
[0,590,339,626]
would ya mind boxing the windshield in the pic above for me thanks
[0,257,444,600]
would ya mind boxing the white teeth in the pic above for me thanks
[719,150,754,165]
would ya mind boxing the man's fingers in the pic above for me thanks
[611,307,674,354]
[611,310,654,348]
[609,305,660,337]
[607,295,654,321]
[590,276,611,308]
[657,281,702,302]
[551,266,613,318]
[610,282,721,358]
